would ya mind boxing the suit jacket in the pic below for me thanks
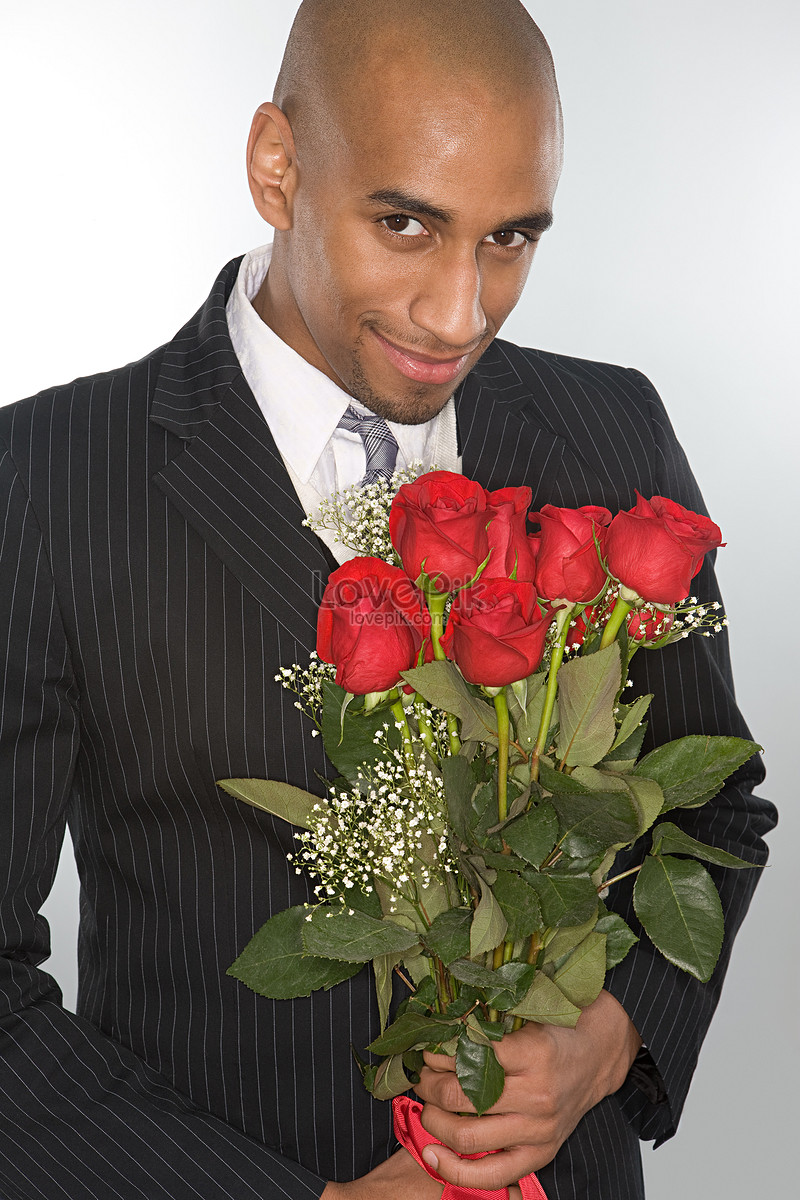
[0,257,775,1200]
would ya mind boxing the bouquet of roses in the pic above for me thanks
[219,470,758,1132]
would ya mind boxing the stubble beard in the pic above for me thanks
[345,351,455,427]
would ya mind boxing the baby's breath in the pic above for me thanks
[276,651,336,725]
[290,725,457,909]
[304,462,428,562]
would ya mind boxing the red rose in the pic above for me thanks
[440,578,554,687]
[389,471,491,593]
[485,485,537,581]
[604,493,724,606]
[531,504,611,602]
[316,558,431,695]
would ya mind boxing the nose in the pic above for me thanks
[408,248,487,350]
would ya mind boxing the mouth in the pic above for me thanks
[370,330,472,386]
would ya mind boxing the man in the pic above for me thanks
[0,2,773,1199]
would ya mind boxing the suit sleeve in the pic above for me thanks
[0,437,326,1200]
[601,371,777,1147]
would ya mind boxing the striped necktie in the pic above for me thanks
[338,404,400,487]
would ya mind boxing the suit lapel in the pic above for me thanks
[456,341,568,501]
[150,259,332,650]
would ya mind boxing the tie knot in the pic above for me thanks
[338,404,399,487]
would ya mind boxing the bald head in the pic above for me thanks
[248,0,564,424]
[274,0,562,160]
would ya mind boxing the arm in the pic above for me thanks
[0,436,326,1200]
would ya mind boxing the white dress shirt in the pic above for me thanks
[226,243,461,563]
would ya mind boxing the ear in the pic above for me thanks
[246,102,297,231]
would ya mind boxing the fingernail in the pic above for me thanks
[422,1147,439,1171]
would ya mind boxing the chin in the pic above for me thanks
[347,357,456,426]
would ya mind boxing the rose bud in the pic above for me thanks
[565,604,598,651]
[530,504,611,602]
[389,471,492,593]
[627,607,675,644]
[440,578,554,687]
[316,557,431,695]
[605,493,724,606]
[485,485,537,581]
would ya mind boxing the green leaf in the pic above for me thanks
[368,1011,461,1055]
[553,932,607,1007]
[402,1048,426,1082]
[374,874,451,933]
[401,661,499,743]
[492,872,544,941]
[455,1031,506,1115]
[303,907,419,963]
[650,822,756,870]
[373,952,402,1031]
[341,885,382,920]
[470,1015,505,1043]
[633,854,724,982]
[542,911,600,968]
[370,1053,413,1101]
[470,878,508,956]
[571,766,664,838]
[538,761,590,795]
[508,674,549,752]
[228,906,360,999]
[442,754,477,843]
[503,804,559,868]
[555,643,621,767]
[448,959,537,1009]
[422,907,473,966]
[551,790,640,856]
[595,908,638,969]
[634,735,761,813]
[524,872,598,928]
[603,721,647,770]
[610,695,653,752]
[217,778,319,829]
[509,972,582,1027]
[320,679,401,779]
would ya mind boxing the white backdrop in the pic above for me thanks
[1,2,796,1196]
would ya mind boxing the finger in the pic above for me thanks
[421,1141,546,1190]
[422,1049,457,1071]
[420,1105,530,1155]
[414,1067,476,1113]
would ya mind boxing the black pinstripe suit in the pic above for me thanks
[0,257,775,1199]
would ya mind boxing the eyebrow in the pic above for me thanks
[366,188,554,234]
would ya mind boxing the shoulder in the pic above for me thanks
[474,336,668,425]
[0,344,167,478]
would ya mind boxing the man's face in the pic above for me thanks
[269,70,562,423]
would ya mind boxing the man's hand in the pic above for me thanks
[412,989,642,1192]
[320,1147,443,1199]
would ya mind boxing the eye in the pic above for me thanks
[484,230,533,249]
[381,214,428,237]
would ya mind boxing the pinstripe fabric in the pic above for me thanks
[0,257,774,1199]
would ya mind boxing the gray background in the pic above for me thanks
[1,1,796,1194]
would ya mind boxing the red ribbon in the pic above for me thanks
[393,1096,549,1200]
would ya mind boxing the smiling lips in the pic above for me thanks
[371,330,471,385]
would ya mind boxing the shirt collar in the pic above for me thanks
[226,243,356,485]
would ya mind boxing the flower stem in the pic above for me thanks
[599,596,633,650]
[531,607,572,780]
[600,863,643,891]
[427,589,461,755]
[494,690,510,823]
[390,697,416,775]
